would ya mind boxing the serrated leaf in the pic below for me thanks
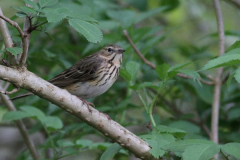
[39,0,58,8]
[156,63,170,80]
[24,0,39,10]
[6,47,22,56]
[43,8,70,23]
[202,48,240,70]
[163,139,215,152]
[2,111,31,121]
[100,143,122,160]
[226,41,240,52]
[142,132,175,158]
[177,69,201,85]
[182,144,220,160]
[129,82,158,91]
[66,12,98,23]
[126,61,140,81]
[120,68,131,82]
[43,116,63,129]
[169,121,200,134]
[168,62,192,72]
[15,6,37,15]
[16,12,27,17]
[221,143,240,159]
[69,19,103,43]
[156,125,186,139]
[76,139,92,148]
[20,106,45,120]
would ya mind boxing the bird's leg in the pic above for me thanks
[77,97,94,112]
[99,111,111,120]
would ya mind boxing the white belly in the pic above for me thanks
[65,66,119,99]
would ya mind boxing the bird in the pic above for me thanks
[11,44,125,111]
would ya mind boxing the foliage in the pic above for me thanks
[0,0,240,160]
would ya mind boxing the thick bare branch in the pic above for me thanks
[123,30,215,85]
[0,65,156,160]
[211,0,225,147]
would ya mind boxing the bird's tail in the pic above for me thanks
[10,92,33,101]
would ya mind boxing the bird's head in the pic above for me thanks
[100,44,125,59]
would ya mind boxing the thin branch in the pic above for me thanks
[224,0,240,8]
[0,8,18,65]
[0,86,19,95]
[0,65,157,160]
[0,8,29,67]
[123,30,215,85]
[211,1,225,157]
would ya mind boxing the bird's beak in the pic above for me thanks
[117,49,125,54]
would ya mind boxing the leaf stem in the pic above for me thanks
[43,125,57,158]
[220,150,229,160]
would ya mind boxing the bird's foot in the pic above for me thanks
[78,97,94,112]
[99,111,111,120]
[2,59,11,67]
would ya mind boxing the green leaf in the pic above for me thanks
[69,19,103,43]
[76,139,92,148]
[2,111,31,121]
[177,69,201,85]
[126,61,140,81]
[234,67,240,83]
[23,0,39,10]
[12,6,37,15]
[141,132,175,158]
[227,71,236,87]
[201,48,240,70]
[156,63,170,80]
[120,68,131,82]
[228,108,240,120]
[57,140,75,148]
[20,106,45,120]
[169,121,200,134]
[163,139,216,152]
[156,125,187,139]
[43,8,70,23]
[6,47,22,56]
[16,12,27,17]
[182,144,220,160]
[129,82,158,91]
[221,143,240,159]
[226,41,240,52]
[44,49,56,58]
[100,143,122,160]
[168,62,192,79]
[135,7,167,23]
[43,116,63,129]
[106,10,136,28]
[39,0,58,8]
[66,12,98,23]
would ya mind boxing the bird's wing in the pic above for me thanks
[49,54,104,88]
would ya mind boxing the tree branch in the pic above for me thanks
[0,66,156,160]
[0,8,18,65]
[0,8,29,67]
[123,30,215,85]
[211,0,225,148]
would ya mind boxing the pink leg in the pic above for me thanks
[77,97,95,112]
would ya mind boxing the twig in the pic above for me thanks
[224,0,240,8]
[0,86,19,95]
[123,30,215,85]
[211,0,225,145]
[0,8,29,67]
[0,8,17,65]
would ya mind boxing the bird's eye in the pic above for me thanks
[107,48,112,52]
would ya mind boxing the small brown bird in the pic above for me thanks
[12,44,125,110]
